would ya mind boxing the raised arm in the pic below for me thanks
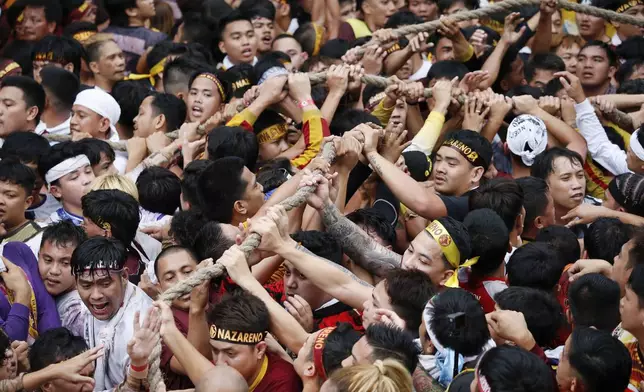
[301,170,402,277]
[249,207,373,311]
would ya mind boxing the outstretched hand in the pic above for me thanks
[127,308,161,366]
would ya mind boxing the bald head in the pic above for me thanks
[196,366,248,392]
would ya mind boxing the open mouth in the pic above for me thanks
[241,48,253,57]
[261,35,272,45]
[90,302,110,316]
[191,106,203,118]
[571,193,584,201]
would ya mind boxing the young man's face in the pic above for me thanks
[615,5,644,39]
[576,13,606,41]
[20,6,55,42]
[239,167,265,219]
[272,37,306,69]
[408,0,437,21]
[340,335,373,368]
[133,96,159,138]
[401,231,449,287]
[551,11,564,47]
[0,86,37,137]
[219,20,258,65]
[545,156,585,212]
[38,240,76,297]
[555,335,576,391]
[283,261,329,311]
[339,0,357,21]
[626,143,644,174]
[157,249,198,310]
[77,270,127,321]
[556,43,580,74]
[0,180,31,228]
[620,284,644,333]
[258,136,290,161]
[70,105,108,139]
[363,0,397,28]
[92,152,118,177]
[529,68,557,89]
[576,45,615,90]
[612,239,634,296]
[361,280,395,328]
[92,41,126,82]
[210,340,265,382]
[33,62,74,84]
[252,17,276,53]
[134,0,156,19]
[187,77,223,123]
[432,145,478,196]
[50,165,95,209]
[433,37,455,62]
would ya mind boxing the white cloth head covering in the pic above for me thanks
[44,154,91,184]
[507,114,548,167]
[630,129,644,161]
[73,88,121,136]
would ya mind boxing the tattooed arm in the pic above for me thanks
[275,237,374,311]
[319,199,402,277]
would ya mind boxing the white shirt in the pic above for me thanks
[35,116,71,144]
[575,99,630,175]
[85,282,153,391]
[222,56,258,71]
[410,60,432,81]
[29,193,62,222]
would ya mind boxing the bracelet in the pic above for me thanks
[130,363,148,372]
[297,99,315,109]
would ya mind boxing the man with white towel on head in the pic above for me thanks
[70,88,128,173]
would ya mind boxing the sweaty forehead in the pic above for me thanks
[551,156,582,175]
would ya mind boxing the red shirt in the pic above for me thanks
[160,307,193,390]
[253,352,302,392]
[459,271,508,314]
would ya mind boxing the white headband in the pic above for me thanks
[45,154,91,184]
[631,130,644,161]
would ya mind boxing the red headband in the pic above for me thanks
[313,327,336,381]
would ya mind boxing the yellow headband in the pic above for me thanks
[257,123,287,144]
[232,78,251,92]
[124,58,166,86]
[312,23,324,56]
[72,30,96,43]
[425,220,479,288]
[0,62,20,80]
[617,0,644,13]
[196,73,227,102]
[209,324,266,345]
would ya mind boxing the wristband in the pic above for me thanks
[297,99,315,109]
[130,363,148,372]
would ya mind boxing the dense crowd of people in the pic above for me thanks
[0,0,643,391]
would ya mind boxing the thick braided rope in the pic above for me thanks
[147,143,337,391]
[353,0,644,58]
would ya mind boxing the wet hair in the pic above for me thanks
[291,231,342,265]
[515,176,550,234]
[193,221,236,262]
[197,156,247,223]
[81,189,140,246]
[31,36,84,78]
[319,323,362,375]
[330,109,381,137]
[364,323,420,373]
[463,209,509,277]
[346,208,396,247]
[207,291,270,336]
[568,327,632,392]
[111,81,152,135]
[0,157,36,196]
[506,242,565,291]
[580,40,617,67]
[429,288,490,357]
[524,53,565,84]
[469,178,524,233]
[385,269,435,335]
[40,220,87,250]
[535,225,580,265]
[181,159,213,210]
[568,273,620,331]
[0,76,46,124]
[153,245,199,278]
[149,93,188,133]
[71,236,127,276]
[40,66,80,112]
[136,167,181,216]
[163,56,210,97]
[495,287,565,348]
[531,147,584,181]
[607,173,644,217]
[477,345,556,391]
[442,129,493,170]
[169,210,210,249]
[29,328,88,371]
[74,138,116,168]
[103,0,137,27]
[207,126,259,170]
[0,131,50,166]
[585,218,633,263]
[427,60,469,82]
